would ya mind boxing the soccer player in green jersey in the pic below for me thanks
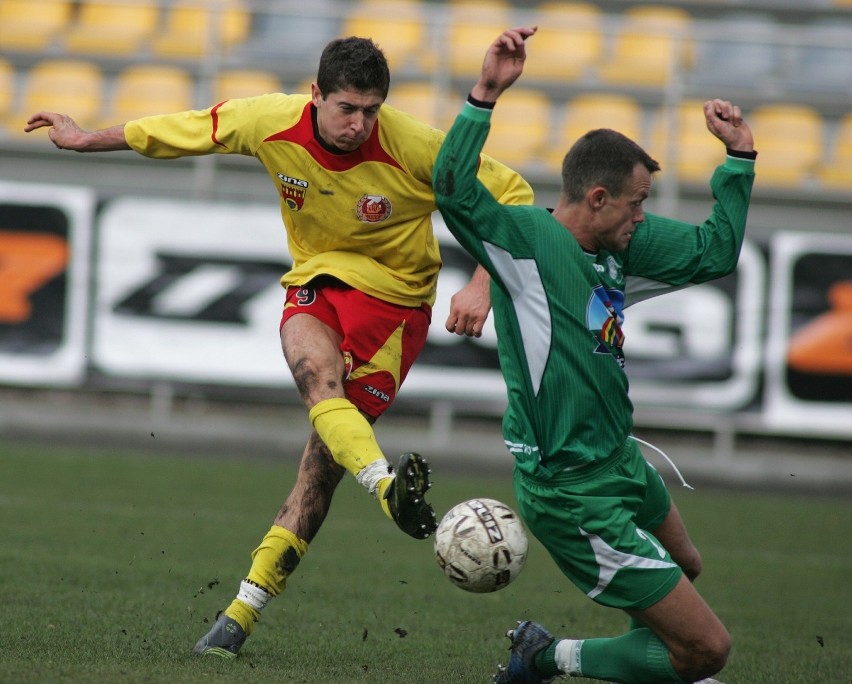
[25,37,533,658]
[434,27,756,684]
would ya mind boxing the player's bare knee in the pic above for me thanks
[676,627,731,680]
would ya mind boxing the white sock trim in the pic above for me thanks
[237,580,272,611]
[355,458,392,497]
[554,638,583,676]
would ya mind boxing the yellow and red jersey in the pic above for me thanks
[124,94,533,307]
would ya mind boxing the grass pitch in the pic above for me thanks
[1,440,849,683]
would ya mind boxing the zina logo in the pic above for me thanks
[277,172,309,212]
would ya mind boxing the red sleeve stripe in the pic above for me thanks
[210,101,228,148]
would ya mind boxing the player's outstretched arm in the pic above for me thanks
[24,111,130,152]
[703,99,754,153]
[470,26,537,104]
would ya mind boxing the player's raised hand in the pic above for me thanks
[703,99,754,154]
[471,26,537,103]
[24,111,129,152]
[24,111,86,150]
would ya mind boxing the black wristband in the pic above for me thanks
[466,93,496,110]
[727,148,757,160]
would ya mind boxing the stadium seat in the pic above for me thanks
[524,2,603,84]
[446,0,514,79]
[597,5,695,87]
[63,0,160,57]
[786,19,852,96]
[0,58,15,122]
[0,0,73,52]
[6,60,104,138]
[546,94,643,171]
[748,104,824,188]
[649,100,726,184]
[481,88,552,170]
[690,12,783,91]
[102,64,194,125]
[341,0,432,72]
[150,0,251,59]
[384,81,458,130]
[229,0,340,79]
[818,112,852,190]
[211,69,283,104]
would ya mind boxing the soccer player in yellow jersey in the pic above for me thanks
[25,37,533,657]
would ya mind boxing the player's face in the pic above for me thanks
[594,163,651,253]
[312,85,384,152]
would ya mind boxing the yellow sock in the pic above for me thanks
[224,599,260,636]
[224,526,309,635]
[309,397,386,476]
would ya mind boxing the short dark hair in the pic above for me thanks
[316,36,390,100]
[561,129,660,202]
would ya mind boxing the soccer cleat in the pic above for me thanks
[191,613,247,659]
[493,621,556,684]
[385,452,437,539]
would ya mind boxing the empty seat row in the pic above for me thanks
[0,0,251,59]
[389,84,852,192]
[0,59,284,135]
[3,56,852,193]
[3,0,850,97]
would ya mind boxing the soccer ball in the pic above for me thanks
[433,498,528,593]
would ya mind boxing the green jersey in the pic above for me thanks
[434,102,755,480]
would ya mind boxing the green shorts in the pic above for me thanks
[514,438,681,611]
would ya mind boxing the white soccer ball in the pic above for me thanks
[433,497,528,593]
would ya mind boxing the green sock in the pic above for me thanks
[577,628,687,684]
[533,641,560,677]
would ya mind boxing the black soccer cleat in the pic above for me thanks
[385,452,437,539]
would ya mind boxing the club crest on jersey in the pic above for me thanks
[356,194,392,223]
[277,172,309,211]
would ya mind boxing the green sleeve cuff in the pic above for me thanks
[462,100,494,123]
[723,154,756,173]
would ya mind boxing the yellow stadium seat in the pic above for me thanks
[481,88,552,170]
[102,64,194,125]
[649,100,726,183]
[749,104,824,188]
[446,0,514,79]
[341,0,432,72]
[818,113,852,190]
[547,94,643,171]
[384,81,458,130]
[211,69,283,104]
[0,0,73,52]
[525,2,603,83]
[63,0,160,57]
[0,59,15,122]
[7,60,104,138]
[598,5,695,87]
[150,0,251,59]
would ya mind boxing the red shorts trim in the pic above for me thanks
[280,281,432,419]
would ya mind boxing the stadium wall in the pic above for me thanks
[1,180,851,445]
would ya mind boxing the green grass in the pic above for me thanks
[1,440,849,683]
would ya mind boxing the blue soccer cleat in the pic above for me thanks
[493,620,557,684]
